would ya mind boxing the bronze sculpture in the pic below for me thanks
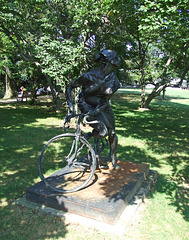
[65,49,121,170]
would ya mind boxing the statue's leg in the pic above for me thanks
[109,131,122,170]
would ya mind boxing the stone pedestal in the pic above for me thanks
[26,161,151,224]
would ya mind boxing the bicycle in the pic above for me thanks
[38,113,109,193]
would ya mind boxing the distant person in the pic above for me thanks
[47,86,51,95]
[17,86,25,102]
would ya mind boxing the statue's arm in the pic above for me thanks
[85,80,104,94]
[96,102,107,113]
[83,71,106,94]
[65,79,80,113]
[89,99,109,116]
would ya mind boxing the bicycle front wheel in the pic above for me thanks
[38,133,96,193]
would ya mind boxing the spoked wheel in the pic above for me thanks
[38,133,96,193]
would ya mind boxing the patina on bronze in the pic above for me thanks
[65,50,121,170]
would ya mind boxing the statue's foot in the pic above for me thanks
[99,164,109,170]
[99,161,109,169]
[99,157,110,169]
[113,163,122,170]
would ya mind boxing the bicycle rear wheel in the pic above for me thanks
[38,133,96,193]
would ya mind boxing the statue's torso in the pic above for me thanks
[79,68,120,106]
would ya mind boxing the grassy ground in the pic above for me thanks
[0,88,189,239]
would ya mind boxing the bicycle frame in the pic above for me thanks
[63,114,84,166]
[64,113,109,168]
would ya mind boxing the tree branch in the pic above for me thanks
[0,23,37,62]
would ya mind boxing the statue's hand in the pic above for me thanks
[87,109,98,117]
[63,112,74,128]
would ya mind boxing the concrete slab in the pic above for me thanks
[26,161,153,225]
[15,170,157,236]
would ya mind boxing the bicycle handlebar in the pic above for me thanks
[83,115,99,125]
[63,113,99,130]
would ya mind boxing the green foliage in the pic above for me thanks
[0,0,188,106]
[138,0,189,82]
[36,36,84,86]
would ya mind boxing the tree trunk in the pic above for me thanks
[141,53,172,109]
[143,84,169,109]
[74,88,80,114]
[55,85,61,111]
[143,90,156,108]
[3,66,14,99]
[140,84,146,108]
[30,77,38,104]
[162,88,166,100]
[45,75,62,112]
[179,64,189,87]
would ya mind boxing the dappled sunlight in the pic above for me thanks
[166,154,189,179]
[33,176,41,184]
[111,90,189,223]
[169,98,189,106]
[0,105,65,205]
[150,171,189,222]
[15,147,33,153]
[118,136,147,148]
[0,198,9,207]
[117,144,161,168]
[114,99,188,158]
[2,170,19,176]
[30,117,63,128]
[0,87,188,239]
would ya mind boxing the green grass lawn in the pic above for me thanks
[0,88,189,239]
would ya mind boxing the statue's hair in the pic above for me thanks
[95,49,121,66]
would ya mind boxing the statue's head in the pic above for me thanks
[95,49,121,67]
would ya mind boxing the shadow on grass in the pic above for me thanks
[0,102,68,239]
[150,173,189,221]
[111,96,189,221]
[117,145,161,167]
[114,98,188,156]
[0,91,188,238]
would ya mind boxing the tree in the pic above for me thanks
[105,0,189,108]
[0,0,110,106]
[137,0,189,108]
[0,0,188,110]
[0,0,84,107]
[0,32,19,98]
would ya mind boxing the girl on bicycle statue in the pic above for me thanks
[65,49,122,170]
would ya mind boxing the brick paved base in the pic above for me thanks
[26,161,150,224]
